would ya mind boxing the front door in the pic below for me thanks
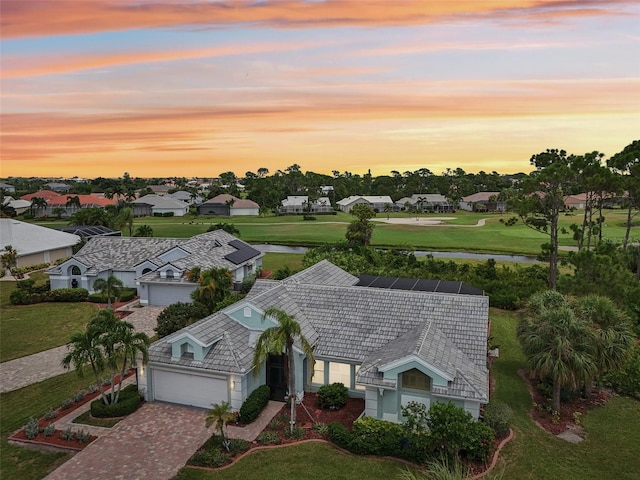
[266,354,287,401]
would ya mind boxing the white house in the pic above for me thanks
[395,194,454,213]
[279,196,333,214]
[336,195,394,213]
[141,261,489,421]
[47,230,263,306]
[132,194,189,217]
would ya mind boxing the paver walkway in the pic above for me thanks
[0,304,164,393]
[44,402,212,480]
[227,400,284,441]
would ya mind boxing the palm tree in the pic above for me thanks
[66,195,82,215]
[62,320,109,404]
[111,317,150,403]
[30,197,48,217]
[133,224,153,237]
[190,267,232,313]
[383,203,393,220]
[252,307,315,432]
[115,206,134,235]
[93,274,124,308]
[52,207,66,219]
[517,290,597,411]
[206,401,235,444]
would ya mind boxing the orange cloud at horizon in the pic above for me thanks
[1,0,634,39]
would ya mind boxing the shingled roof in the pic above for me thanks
[148,260,489,401]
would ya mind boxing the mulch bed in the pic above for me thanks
[521,370,610,435]
[9,370,136,452]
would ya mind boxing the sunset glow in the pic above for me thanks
[1,0,638,178]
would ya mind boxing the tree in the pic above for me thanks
[190,267,233,313]
[383,203,393,220]
[608,140,640,250]
[52,207,66,219]
[115,206,134,236]
[66,195,82,214]
[506,149,574,290]
[252,307,315,433]
[1,245,18,272]
[62,308,150,406]
[155,302,210,338]
[30,197,48,217]
[345,204,376,247]
[93,274,124,308]
[206,401,235,445]
[518,290,597,411]
[133,224,153,237]
[207,223,240,236]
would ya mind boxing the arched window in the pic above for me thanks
[142,268,152,275]
[165,269,174,279]
[70,266,81,276]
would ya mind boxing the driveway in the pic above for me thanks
[45,402,212,480]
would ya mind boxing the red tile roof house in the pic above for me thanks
[140,260,489,423]
[20,191,117,217]
[458,192,506,212]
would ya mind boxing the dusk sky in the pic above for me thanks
[1,0,638,179]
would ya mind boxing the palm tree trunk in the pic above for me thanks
[288,340,296,432]
[624,201,632,248]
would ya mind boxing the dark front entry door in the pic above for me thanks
[266,354,287,401]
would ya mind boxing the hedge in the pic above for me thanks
[45,288,89,302]
[239,385,271,424]
[317,382,349,410]
[90,384,142,418]
[88,288,136,303]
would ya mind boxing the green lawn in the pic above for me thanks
[490,309,640,480]
[0,369,96,480]
[174,442,416,480]
[0,278,97,362]
[261,253,305,275]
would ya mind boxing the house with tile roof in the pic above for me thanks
[131,194,190,217]
[140,260,489,422]
[279,196,333,214]
[396,194,455,213]
[197,194,259,216]
[336,195,394,213]
[459,192,505,212]
[20,191,118,217]
[47,230,263,306]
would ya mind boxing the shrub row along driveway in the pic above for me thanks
[45,402,212,480]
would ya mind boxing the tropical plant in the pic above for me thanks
[190,267,233,313]
[346,204,376,246]
[92,274,124,308]
[1,244,18,272]
[133,224,153,237]
[52,207,66,219]
[30,196,48,217]
[207,223,240,236]
[206,401,235,442]
[252,307,315,432]
[66,195,82,214]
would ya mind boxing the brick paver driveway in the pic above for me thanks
[45,402,211,480]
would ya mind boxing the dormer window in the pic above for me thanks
[401,368,432,391]
[180,342,194,360]
[71,266,81,275]
[166,268,174,279]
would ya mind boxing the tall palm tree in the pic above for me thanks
[66,195,82,215]
[252,307,315,432]
[517,290,597,411]
[133,224,154,237]
[30,197,48,217]
[191,267,232,313]
[206,401,235,443]
[111,318,150,403]
[93,274,124,308]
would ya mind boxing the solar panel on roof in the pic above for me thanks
[392,277,419,290]
[370,277,394,288]
[356,274,483,296]
[414,279,440,291]
[436,280,462,294]
[224,240,261,265]
[459,283,484,295]
[356,274,377,287]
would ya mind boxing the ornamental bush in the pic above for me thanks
[257,431,280,445]
[317,382,348,410]
[45,288,89,302]
[155,301,210,338]
[90,384,142,418]
[327,422,353,450]
[239,385,271,424]
[9,289,43,305]
[482,401,513,438]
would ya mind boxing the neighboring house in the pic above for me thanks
[336,195,394,213]
[279,196,333,214]
[140,261,489,422]
[47,230,263,306]
[0,182,16,193]
[459,192,505,213]
[564,193,587,210]
[147,185,172,196]
[2,197,31,215]
[44,182,71,193]
[0,219,80,268]
[396,194,454,213]
[167,191,204,205]
[198,194,259,216]
[132,195,189,217]
[19,191,118,217]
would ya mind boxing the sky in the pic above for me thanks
[1,0,639,179]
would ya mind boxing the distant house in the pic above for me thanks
[147,185,172,196]
[1,219,80,268]
[1,197,31,215]
[459,192,505,212]
[198,194,259,216]
[564,193,587,210]
[44,182,71,193]
[47,230,263,306]
[132,195,189,217]
[20,191,117,217]
[336,195,394,213]
[396,194,454,213]
[167,191,204,206]
[0,182,16,193]
[140,260,489,421]
[279,196,333,214]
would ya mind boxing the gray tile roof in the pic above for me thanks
[148,260,489,402]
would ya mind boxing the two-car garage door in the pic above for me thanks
[152,368,228,409]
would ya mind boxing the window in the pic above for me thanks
[401,368,431,391]
[313,361,325,384]
[142,268,152,275]
[354,365,365,391]
[328,362,351,387]
[70,266,81,275]
[165,268,174,279]
[180,342,194,360]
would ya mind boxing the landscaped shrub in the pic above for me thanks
[43,424,56,437]
[87,288,135,303]
[43,408,57,420]
[283,426,305,439]
[257,431,280,445]
[162,212,174,217]
[461,421,495,463]
[482,401,513,438]
[60,398,74,410]
[90,384,142,418]
[24,417,40,440]
[268,418,283,430]
[605,344,640,400]
[189,449,230,468]
[76,429,91,444]
[328,422,353,450]
[9,289,43,305]
[118,288,137,302]
[61,427,75,441]
[313,422,329,436]
[239,274,256,294]
[45,288,90,302]
[155,301,209,338]
[351,416,412,459]
[317,382,349,410]
[238,385,271,424]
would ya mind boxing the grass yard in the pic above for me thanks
[174,441,416,480]
[0,279,97,362]
[490,309,640,480]
[0,369,96,480]
[260,253,305,275]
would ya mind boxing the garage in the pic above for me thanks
[146,283,196,306]
[151,368,228,409]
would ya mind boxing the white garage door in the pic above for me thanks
[152,369,228,409]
